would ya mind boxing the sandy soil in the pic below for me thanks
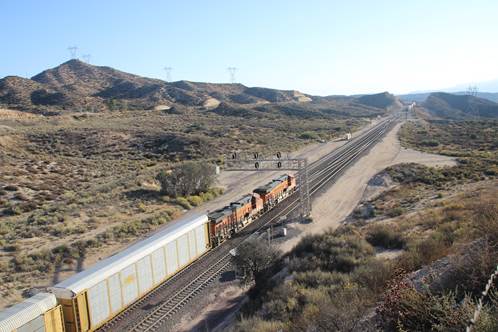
[278,121,457,252]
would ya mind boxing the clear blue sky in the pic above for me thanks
[1,0,498,95]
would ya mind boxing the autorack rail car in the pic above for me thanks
[0,293,64,332]
[50,214,210,332]
[0,174,297,332]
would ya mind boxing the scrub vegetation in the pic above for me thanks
[231,119,498,331]
[0,104,373,308]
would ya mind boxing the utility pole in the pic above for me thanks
[164,66,173,82]
[67,46,78,59]
[227,67,237,84]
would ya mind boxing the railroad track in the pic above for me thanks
[98,115,398,332]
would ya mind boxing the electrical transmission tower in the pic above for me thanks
[224,151,311,217]
[466,85,480,118]
[227,67,237,84]
[67,46,78,59]
[164,67,173,82]
[467,85,479,97]
[82,54,91,64]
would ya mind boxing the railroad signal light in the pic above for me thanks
[255,162,260,169]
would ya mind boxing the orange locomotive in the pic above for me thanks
[208,174,296,246]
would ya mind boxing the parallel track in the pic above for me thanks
[98,116,398,332]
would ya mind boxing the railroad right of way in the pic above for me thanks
[98,115,399,332]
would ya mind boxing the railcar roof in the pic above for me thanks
[51,214,208,298]
[0,293,57,332]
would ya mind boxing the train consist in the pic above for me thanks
[208,174,296,245]
[0,174,296,332]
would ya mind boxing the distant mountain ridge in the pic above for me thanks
[422,92,498,119]
[399,91,498,103]
[0,60,399,113]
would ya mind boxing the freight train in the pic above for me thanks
[0,174,296,332]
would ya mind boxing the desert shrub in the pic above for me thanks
[293,270,349,289]
[291,286,375,332]
[290,231,374,273]
[156,161,216,197]
[378,280,495,332]
[175,197,192,210]
[299,131,319,140]
[231,317,286,332]
[259,283,300,322]
[352,259,395,295]
[396,236,450,272]
[421,139,439,147]
[366,224,405,249]
[232,238,281,285]
[386,206,405,217]
[186,195,203,207]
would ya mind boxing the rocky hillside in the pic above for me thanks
[423,92,498,119]
[0,60,314,111]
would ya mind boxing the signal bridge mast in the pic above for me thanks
[224,151,311,217]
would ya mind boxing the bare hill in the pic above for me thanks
[0,60,314,111]
[423,92,498,119]
[0,60,402,115]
